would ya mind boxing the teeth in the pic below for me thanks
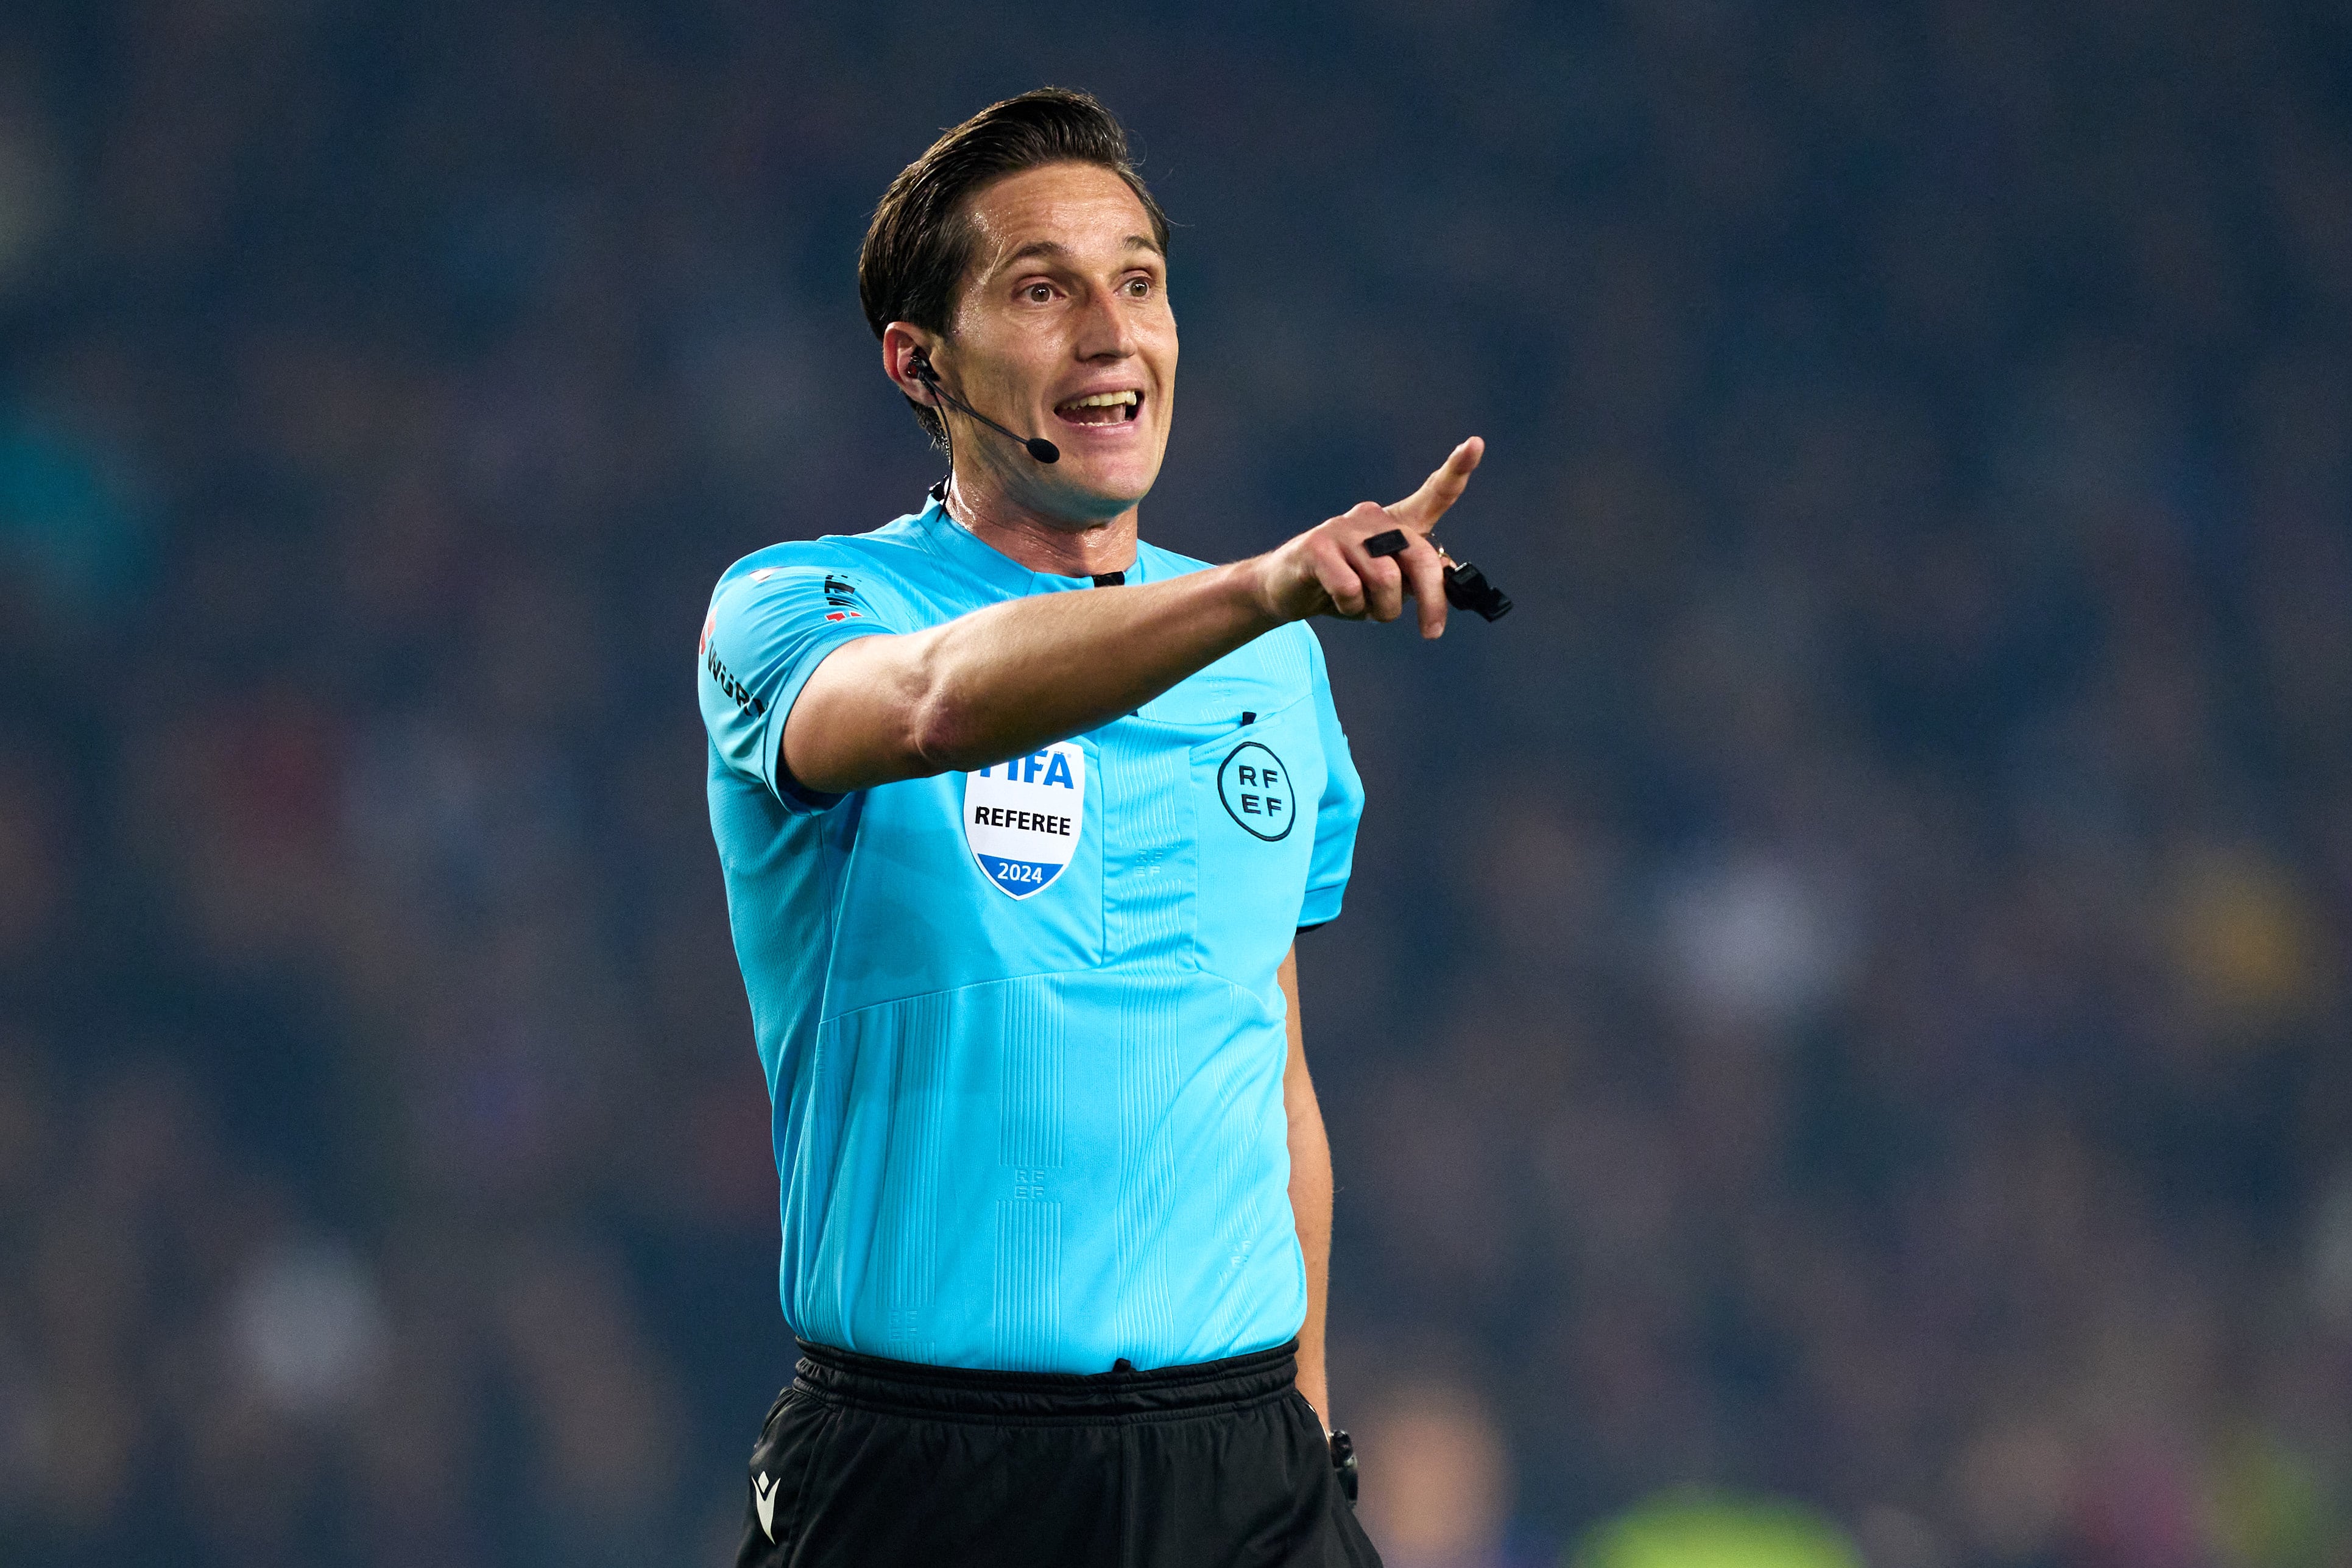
[1061,391,1139,409]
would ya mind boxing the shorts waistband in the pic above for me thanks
[791,1338,1301,1422]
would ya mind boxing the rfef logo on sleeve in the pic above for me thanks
[964,742,1086,899]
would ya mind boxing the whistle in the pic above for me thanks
[1362,529,1513,621]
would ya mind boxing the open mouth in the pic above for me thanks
[1053,390,1142,427]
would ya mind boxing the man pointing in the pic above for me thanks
[699,87,1481,1568]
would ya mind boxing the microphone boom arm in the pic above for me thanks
[907,355,1060,464]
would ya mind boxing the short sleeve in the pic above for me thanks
[1297,629,1365,929]
[697,552,900,813]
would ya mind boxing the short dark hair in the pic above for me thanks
[859,87,1170,445]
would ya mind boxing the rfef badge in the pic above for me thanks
[1217,741,1296,841]
[964,742,1086,899]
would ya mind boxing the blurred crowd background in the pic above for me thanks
[2,2,2349,1565]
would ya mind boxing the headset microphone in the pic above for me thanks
[907,353,1060,464]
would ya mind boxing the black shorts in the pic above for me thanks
[737,1337,1383,1568]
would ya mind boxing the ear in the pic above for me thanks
[881,323,939,403]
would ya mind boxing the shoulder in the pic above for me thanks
[701,517,939,663]
[712,514,933,602]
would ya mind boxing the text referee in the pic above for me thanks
[699,88,1483,1568]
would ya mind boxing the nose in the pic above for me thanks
[1072,284,1137,363]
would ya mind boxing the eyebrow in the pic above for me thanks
[998,235,1165,269]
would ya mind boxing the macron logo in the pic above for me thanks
[754,1472,779,1540]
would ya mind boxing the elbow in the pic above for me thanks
[1284,1074,1323,1134]
[880,638,976,777]
[906,687,986,776]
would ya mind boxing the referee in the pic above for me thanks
[699,88,1481,1568]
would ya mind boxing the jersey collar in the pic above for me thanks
[917,490,1147,596]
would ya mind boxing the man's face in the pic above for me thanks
[934,161,1178,525]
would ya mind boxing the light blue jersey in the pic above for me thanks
[698,493,1363,1373]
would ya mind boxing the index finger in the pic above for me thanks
[1389,437,1485,532]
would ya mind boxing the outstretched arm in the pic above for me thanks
[783,439,1483,793]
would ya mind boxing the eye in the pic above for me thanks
[1023,282,1056,304]
[1123,276,1154,298]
